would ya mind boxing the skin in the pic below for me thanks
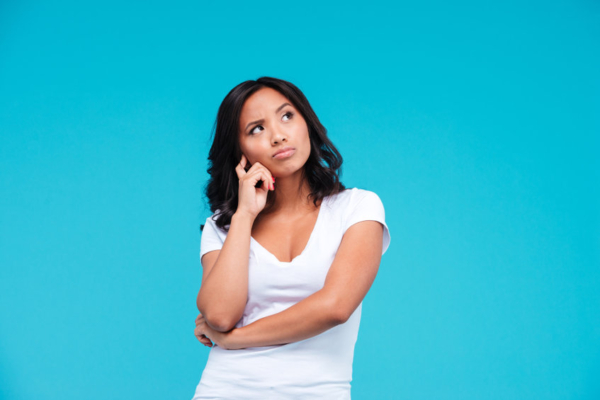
[238,87,321,262]
[194,87,384,350]
[238,86,315,216]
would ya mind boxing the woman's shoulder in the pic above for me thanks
[326,187,381,208]
[203,209,229,234]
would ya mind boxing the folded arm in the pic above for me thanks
[200,220,384,350]
[197,212,256,332]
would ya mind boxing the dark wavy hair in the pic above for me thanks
[200,76,346,232]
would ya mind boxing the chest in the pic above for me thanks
[250,207,320,264]
[238,198,349,325]
[244,210,343,323]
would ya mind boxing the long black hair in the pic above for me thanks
[201,76,346,231]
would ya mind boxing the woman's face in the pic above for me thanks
[238,87,311,178]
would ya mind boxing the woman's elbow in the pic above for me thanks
[197,299,240,332]
[196,290,245,331]
[330,307,350,325]
[207,315,238,332]
[327,296,351,325]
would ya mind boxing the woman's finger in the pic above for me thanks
[244,161,272,180]
[254,164,274,191]
[237,159,275,193]
[258,171,271,191]
[250,167,275,191]
[194,327,214,347]
[196,333,211,346]
[251,162,273,180]
[194,326,206,340]
[243,169,270,192]
[196,334,211,347]
[235,154,248,179]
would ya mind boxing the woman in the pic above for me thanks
[192,77,391,399]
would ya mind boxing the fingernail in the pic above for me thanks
[272,176,275,182]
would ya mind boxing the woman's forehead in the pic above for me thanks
[241,88,291,116]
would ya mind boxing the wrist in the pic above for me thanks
[232,210,256,225]
[223,327,244,350]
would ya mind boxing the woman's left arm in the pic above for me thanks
[195,220,384,350]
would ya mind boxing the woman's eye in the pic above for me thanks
[249,112,292,135]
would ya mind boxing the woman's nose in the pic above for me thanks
[271,128,286,144]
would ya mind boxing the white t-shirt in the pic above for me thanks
[192,187,391,400]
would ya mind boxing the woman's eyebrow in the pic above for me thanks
[244,102,292,131]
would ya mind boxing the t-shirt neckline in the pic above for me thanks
[250,195,330,265]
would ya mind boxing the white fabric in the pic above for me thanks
[192,187,391,400]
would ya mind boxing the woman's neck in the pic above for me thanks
[264,169,317,216]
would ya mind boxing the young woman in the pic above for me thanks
[192,77,391,399]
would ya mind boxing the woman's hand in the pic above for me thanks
[234,154,275,219]
[194,312,231,349]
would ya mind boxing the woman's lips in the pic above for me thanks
[273,148,296,159]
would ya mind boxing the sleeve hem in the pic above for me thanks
[345,218,391,256]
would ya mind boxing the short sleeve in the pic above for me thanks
[200,215,225,261]
[343,190,391,255]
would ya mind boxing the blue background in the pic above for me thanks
[1,1,598,399]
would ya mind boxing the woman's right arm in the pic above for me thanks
[196,154,274,333]
[196,210,255,332]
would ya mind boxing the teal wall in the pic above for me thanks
[1,1,598,399]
